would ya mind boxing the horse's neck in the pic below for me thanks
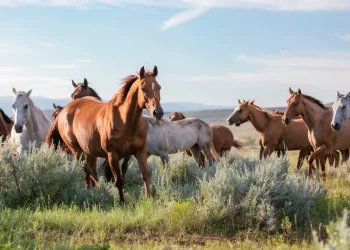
[113,85,142,130]
[248,106,270,133]
[25,105,47,134]
[300,99,327,130]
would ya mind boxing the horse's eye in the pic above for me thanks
[342,106,346,109]
[141,87,146,92]
[24,105,28,109]
[239,109,242,113]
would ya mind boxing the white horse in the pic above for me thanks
[144,116,218,165]
[331,91,350,131]
[10,88,52,155]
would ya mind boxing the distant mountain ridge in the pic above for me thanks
[0,96,233,115]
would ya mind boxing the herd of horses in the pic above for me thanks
[1,66,350,204]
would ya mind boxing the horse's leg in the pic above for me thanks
[297,149,310,170]
[341,149,350,165]
[107,152,125,204]
[189,145,202,168]
[307,145,328,178]
[200,152,206,167]
[135,145,151,197]
[85,154,98,187]
[259,146,263,160]
[262,145,274,158]
[121,155,131,179]
[102,160,113,182]
[160,154,169,167]
[200,144,214,167]
[333,151,340,168]
[319,156,327,182]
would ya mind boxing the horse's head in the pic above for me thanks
[71,78,95,100]
[137,66,163,120]
[168,112,186,121]
[331,91,350,131]
[226,99,253,126]
[52,103,64,120]
[12,88,32,133]
[282,88,303,125]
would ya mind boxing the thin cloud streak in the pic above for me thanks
[335,33,350,42]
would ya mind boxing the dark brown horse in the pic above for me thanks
[0,108,13,141]
[71,78,101,100]
[168,112,242,166]
[46,66,163,204]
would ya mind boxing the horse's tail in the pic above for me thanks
[209,142,218,161]
[232,139,243,150]
[45,118,65,150]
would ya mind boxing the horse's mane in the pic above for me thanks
[0,108,12,124]
[113,71,154,106]
[78,83,101,100]
[245,101,276,120]
[290,93,327,110]
[55,105,64,110]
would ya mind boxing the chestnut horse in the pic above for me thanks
[71,78,101,100]
[0,108,13,141]
[46,66,163,204]
[282,88,350,180]
[226,100,313,170]
[168,112,242,166]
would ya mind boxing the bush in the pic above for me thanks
[198,154,326,231]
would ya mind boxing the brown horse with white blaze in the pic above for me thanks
[282,88,350,180]
[226,100,313,170]
[46,66,163,204]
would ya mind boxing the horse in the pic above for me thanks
[168,112,241,166]
[10,88,52,155]
[0,108,13,141]
[46,66,164,204]
[226,100,313,170]
[331,91,350,131]
[52,103,64,120]
[272,108,349,165]
[282,88,350,180]
[71,78,101,100]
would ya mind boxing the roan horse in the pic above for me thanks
[226,100,313,170]
[331,91,350,131]
[11,88,52,155]
[0,108,13,141]
[282,88,350,180]
[104,115,219,181]
[168,112,241,166]
[46,66,163,204]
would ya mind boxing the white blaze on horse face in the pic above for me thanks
[12,95,30,127]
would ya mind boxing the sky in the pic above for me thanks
[0,0,350,108]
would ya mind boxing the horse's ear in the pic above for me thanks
[238,99,241,104]
[83,78,88,88]
[153,66,158,77]
[72,80,78,88]
[181,113,186,119]
[297,89,302,95]
[250,100,255,105]
[243,99,246,103]
[25,89,32,97]
[346,92,350,99]
[289,87,294,95]
[53,103,57,109]
[12,88,17,95]
[139,66,145,79]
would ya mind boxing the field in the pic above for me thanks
[1,110,350,249]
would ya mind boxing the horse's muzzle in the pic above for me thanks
[331,123,341,131]
[153,108,164,120]
[14,124,23,133]
[282,117,290,125]
[227,119,234,126]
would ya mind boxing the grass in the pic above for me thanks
[1,119,350,249]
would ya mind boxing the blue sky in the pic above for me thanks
[0,0,350,107]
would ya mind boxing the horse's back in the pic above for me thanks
[211,125,233,151]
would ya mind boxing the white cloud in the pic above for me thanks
[180,53,350,88]
[40,64,82,69]
[335,33,350,42]
[161,7,208,31]
[0,75,71,98]
[0,67,30,73]
[1,1,349,30]
[39,42,58,48]
[0,42,36,54]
